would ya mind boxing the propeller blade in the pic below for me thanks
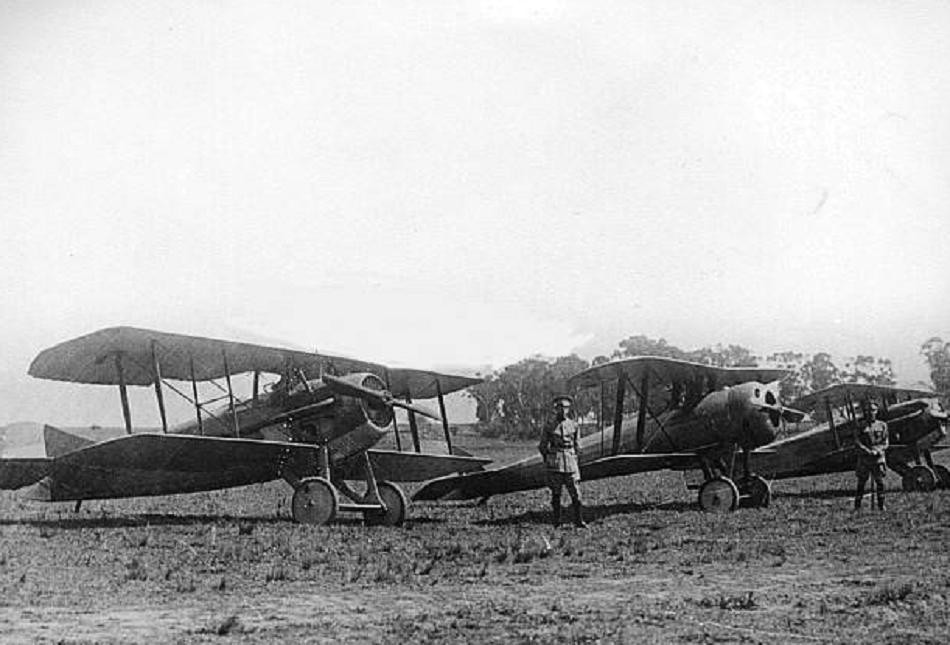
[322,373,390,402]
[390,399,442,421]
[322,374,442,421]
[780,406,807,423]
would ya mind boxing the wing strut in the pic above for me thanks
[150,340,168,433]
[190,358,203,435]
[407,391,422,453]
[824,396,841,449]
[114,354,133,435]
[221,350,240,437]
[635,371,649,451]
[435,378,453,455]
[384,370,403,451]
[611,373,626,455]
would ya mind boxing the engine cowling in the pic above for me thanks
[327,373,394,463]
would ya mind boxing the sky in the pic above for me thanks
[1,1,949,425]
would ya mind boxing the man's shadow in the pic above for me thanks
[475,498,696,527]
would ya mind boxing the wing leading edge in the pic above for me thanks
[569,356,788,390]
[413,451,702,501]
[27,326,481,398]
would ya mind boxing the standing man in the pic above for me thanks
[854,401,889,510]
[539,395,587,528]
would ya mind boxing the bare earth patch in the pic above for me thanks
[1,439,949,643]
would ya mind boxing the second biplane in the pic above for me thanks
[0,327,489,526]
[746,383,948,492]
[414,357,804,512]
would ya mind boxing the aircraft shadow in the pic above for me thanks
[0,513,289,530]
[772,488,856,501]
[476,499,696,527]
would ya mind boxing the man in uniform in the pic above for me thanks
[538,395,587,528]
[854,401,889,510]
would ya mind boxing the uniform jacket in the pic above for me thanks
[856,419,889,465]
[539,417,581,477]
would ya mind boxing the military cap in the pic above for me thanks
[552,394,574,407]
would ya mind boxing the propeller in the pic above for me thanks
[322,374,442,421]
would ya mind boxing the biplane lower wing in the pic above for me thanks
[0,458,51,489]
[579,453,704,481]
[19,433,321,502]
[413,451,702,501]
[359,449,491,482]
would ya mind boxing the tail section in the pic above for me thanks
[0,423,102,493]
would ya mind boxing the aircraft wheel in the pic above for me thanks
[364,481,408,527]
[901,465,937,492]
[738,475,772,508]
[292,477,339,525]
[931,464,950,490]
[698,477,740,513]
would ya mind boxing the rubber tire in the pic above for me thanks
[931,464,950,490]
[738,474,772,509]
[292,477,339,525]
[698,476,740,513]
[901,465,937,492]
[365,481,408,527]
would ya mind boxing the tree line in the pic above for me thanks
[468,334,950,440]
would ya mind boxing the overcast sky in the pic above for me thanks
[1,1,949,425]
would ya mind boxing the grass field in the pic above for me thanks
[1,437,949,643]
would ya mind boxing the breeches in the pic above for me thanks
[548,472,582,504]
[856,460,886,487]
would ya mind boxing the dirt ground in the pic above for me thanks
[1,437,949,643]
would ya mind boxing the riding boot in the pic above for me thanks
[572,502,588,528]
[551,500,561,527]
[877,488,885,511]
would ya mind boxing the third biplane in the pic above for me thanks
[746,383,948,492]
[0,327,489,526]
[414,357,804,512]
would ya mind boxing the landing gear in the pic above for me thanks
[696,446,770,512]
[737,474,772,508]
[364,481,408,527]
[285,447,410,526]
[292,477,339,525]
[901,465,937,492]
[698,476,740,512]
[931,464,950,490]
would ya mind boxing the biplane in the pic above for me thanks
[747,383,948,492]
[0,327,490,525]
[414,357,804,512]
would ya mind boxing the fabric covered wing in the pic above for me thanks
[24,433,320,502]
[28,327,482,399]
[28,326,383,385]
[353,449,490,482]
[570,357,788,390]
[579,452,702,481]
[791,384,938,413]
[0,458,50,489]
[385,369,482,399]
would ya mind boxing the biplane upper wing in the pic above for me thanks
[27,327,481,398]
[385,369,482,400]
[14,432,322,502]
[569,356,789,390]
[791,384,938,413]
[28,326,382,385]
